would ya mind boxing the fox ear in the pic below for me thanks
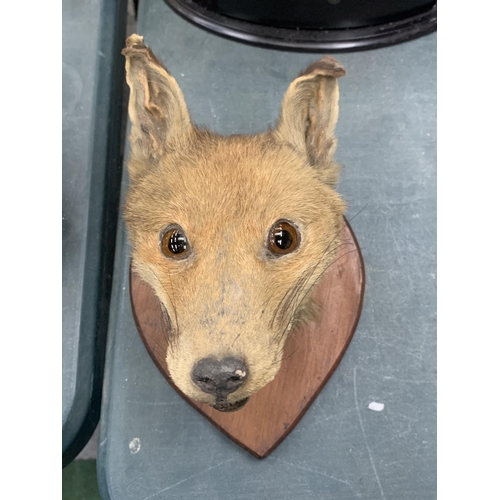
[122,35,192,175]
[274,57,346,170]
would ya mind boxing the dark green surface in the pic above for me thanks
[62,0,127,466]
[63,461,101,500]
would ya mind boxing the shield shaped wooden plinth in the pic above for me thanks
[130,220,364,458]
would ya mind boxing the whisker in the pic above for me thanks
[276,242,358,343]
[165,267,180,338]
[269,345,300,368]
[347,202,369,223]
[146,265,180,343]
[275,238,352,338]
[275,265,316,328]
[292,247,360,319]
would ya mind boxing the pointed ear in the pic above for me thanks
[274,57,346,170]
[122,35,192,174]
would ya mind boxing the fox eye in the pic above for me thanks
[268,220,300,256]
[160,225,190,259]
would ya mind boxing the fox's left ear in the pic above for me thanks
[274,57,346,171]
[122,34,192,178]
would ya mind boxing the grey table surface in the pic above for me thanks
[97,1,436,498]
[62,0,127,464]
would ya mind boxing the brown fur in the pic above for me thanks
[122,34,347,408]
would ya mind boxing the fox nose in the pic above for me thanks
[191,357,248,396]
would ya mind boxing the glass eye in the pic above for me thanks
[160,225,190,259]
[268,220,300,256]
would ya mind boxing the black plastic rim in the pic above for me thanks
[163,1,436,52]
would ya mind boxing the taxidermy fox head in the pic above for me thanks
[123,34,346,412]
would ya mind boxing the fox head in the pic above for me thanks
[122,35,347,412]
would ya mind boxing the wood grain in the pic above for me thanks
[130,220,365,458]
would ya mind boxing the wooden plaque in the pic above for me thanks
[130,220,364,458]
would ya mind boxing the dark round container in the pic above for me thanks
[163,0,436,52]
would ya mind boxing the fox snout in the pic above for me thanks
[123,35,347,411]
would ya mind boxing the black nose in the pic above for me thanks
[191,357,248,396]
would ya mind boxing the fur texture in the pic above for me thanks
[123,34,347,409]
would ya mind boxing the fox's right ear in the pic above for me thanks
[122,34,192,178]
[273,57,346,178]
